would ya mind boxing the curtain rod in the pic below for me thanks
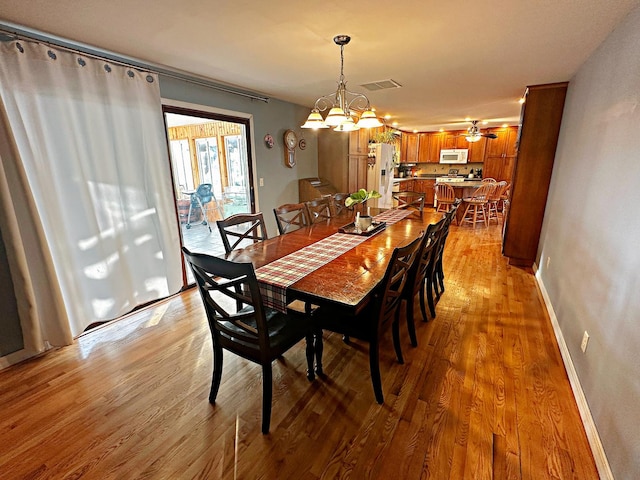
[0,22,271,103]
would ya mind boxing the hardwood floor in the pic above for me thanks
[0,222,598,479]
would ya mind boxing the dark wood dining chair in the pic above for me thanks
[305,197,332,224]
[311,232,424,404]
[393,191,425,216]
[216,212,268,253]
[433,199,462,302]
[182,247,314,434]
[330,192,351,217]
[273,203,310,235]
[402,217,445,346]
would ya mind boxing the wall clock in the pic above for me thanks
[283,129,297,168]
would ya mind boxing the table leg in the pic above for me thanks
[314,328,324,376]
[305,332,315,381]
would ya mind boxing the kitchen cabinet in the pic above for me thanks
[415,179,436,205]
[428,132,445,163]
[400,133,419,163]
[503,82,568,267]
[483,126,519,182]
[399,179,415,192]
[417,133,433,163]
[467,136,487,162]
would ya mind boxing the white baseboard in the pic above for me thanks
[533,266,613,480]
[0,348,36,370]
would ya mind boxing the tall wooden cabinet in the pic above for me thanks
[318,129,370,193]
[502,82,568,267]
[483,126,519,182]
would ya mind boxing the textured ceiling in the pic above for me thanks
[1,0,639,131]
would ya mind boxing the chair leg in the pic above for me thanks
[426,275,437,318]
[261,363,273,434]
[392,313,404,364]
[406,297,418,347]
[209,341,224,403]
[368,338,384,404]
[437,259,445,293]
[419,281,430,322]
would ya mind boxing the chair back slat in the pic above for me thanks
[216,213,269,253]
[274,203,309,235]
[305,197,332,224]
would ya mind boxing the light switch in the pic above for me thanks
[259,178,264,187]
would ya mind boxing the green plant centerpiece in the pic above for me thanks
[344,188,381,208]
[345,189,381,231]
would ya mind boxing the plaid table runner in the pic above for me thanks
[256,233,369,312]
[373,208,413,224]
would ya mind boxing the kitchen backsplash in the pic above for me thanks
[396,162,483,177]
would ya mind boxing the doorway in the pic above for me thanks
[163,105,255,269]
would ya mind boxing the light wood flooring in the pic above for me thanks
[0,221,598,479]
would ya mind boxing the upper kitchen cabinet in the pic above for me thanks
[466,136,487,162]
[417,133,434,163]
[503,82,568,267]
[483,126,519,182]
[400,132,419,163]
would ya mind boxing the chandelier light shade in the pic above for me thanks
[301,35,383,131]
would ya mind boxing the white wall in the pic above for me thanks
[537,6,640,478]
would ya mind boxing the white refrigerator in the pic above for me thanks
[366,143,395,209]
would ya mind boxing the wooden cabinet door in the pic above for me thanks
[348,155,368,192]
[349,129,370,155]
[441,132,458,149]
[401,133,419,163]
[418,179,435,205]
[400,179,415,192]
[428,132,445,163]
[467,136,487,162]
[486,128,508,157]
[418,133,431,162]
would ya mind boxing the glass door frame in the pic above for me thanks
[161,99,258,287]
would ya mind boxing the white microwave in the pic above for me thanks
[439,149,469,164]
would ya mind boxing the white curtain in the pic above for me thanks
[0,39,183,357]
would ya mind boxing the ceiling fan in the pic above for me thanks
[460,120,497,142]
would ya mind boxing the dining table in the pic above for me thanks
[225,207,444,377]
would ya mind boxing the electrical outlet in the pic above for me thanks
[546,256,551,268]
[259,178,264,187]
[581,331,589,353]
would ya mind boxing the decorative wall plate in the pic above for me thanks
[298,138,307,150]
[264,134,274,148]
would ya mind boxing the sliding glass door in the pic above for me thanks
[163,106,254,282]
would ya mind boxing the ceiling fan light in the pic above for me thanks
[465,135,482,142]
[357,110,384,128]
[324,107,347,126]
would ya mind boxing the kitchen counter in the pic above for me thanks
[394,176,482,182]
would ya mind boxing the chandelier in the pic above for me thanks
[301,35,383,132]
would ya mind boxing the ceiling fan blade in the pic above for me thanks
[483,133,498,139]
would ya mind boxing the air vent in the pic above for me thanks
[360,79,402,91]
